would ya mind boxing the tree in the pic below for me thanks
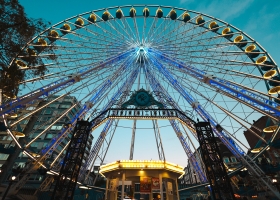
[0,0,52,99]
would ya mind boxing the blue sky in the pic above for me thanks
[18,0,280,167]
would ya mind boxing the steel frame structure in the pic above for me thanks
[1,4,280,198]
[51,120,91,200]
[195,121,235,200]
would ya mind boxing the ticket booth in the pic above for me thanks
[100,160,184,200]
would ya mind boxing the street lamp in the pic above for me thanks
[1,176,16,200]
[272,178,280,192]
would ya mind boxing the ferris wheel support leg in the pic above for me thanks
[79,119,112,183]
[150,52,280,198]
[80,67,139,183]
[91,120,119,186]
[152,120,166,161]
[169,119,208,183]
[129,120,137,160]
[144,65,207,183]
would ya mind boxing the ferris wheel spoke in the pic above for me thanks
[14,70,116,130]
[34,58,138,163]
[62,19,132,46]
[108,14,139,43]
[83,69,137,178]
[175,75,268,145]
[151,50,280,120]
[149,15,212,45]
[121,17,140,45]
[153,29,240,51]
[147,8,192,44]
[49,25,132,52]
[1,50,133,115]
[90,21,135,47]
[169,65,277,105]
[81,15,136,45]
[105,19,136,45]
[48,35,129,53]
[144,16,158,44]
[143,61,198,140]
[147,51,273,158]
[151,18,213,45]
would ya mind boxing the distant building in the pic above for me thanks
[181,137,240,185]
[0,95,93,193]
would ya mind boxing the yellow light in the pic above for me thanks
[222,27,230,35]
[245,44,256,52]
[251,147,263,153]
[263,70,277,79]
[263,125,278,132]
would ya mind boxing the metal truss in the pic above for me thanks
[51,120,91,200]
[195,121,234,200]
[152,120,166,161]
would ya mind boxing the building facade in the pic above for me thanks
[0,95,93,194]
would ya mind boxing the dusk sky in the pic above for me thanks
[18,0,280,167]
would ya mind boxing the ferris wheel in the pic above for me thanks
[1,4,280,198]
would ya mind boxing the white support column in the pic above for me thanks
[164,181,169,200]
[115,178,119,200]
[105,178,110,200]
[121,172,125,200]
[175,179,179,200]
[159,174,163,200]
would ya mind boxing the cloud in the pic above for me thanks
[179,0,253,21]
[179,0,194,5]
[243,5,280,34]
[199,0,253,21]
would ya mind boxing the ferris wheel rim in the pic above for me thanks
[2,6,280,194]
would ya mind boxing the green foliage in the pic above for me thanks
[0,0,51,98]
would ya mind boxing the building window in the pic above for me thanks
[223,157,230,163]
[26,106,36,111]
[46,133,53,139]
[30,142,39,148]
[14,162,26,168]
[59,104,71,109]
[44,109,52,114]
[18,152,28,158]
[64,98,73,102]
[48,104,58,108]
[20,120,28,125]
[51,125,62,130]
[231,157,237,163]
[0,153,9,160]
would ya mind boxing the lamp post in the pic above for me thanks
[1,176,16,200]
[272,178,280,192]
